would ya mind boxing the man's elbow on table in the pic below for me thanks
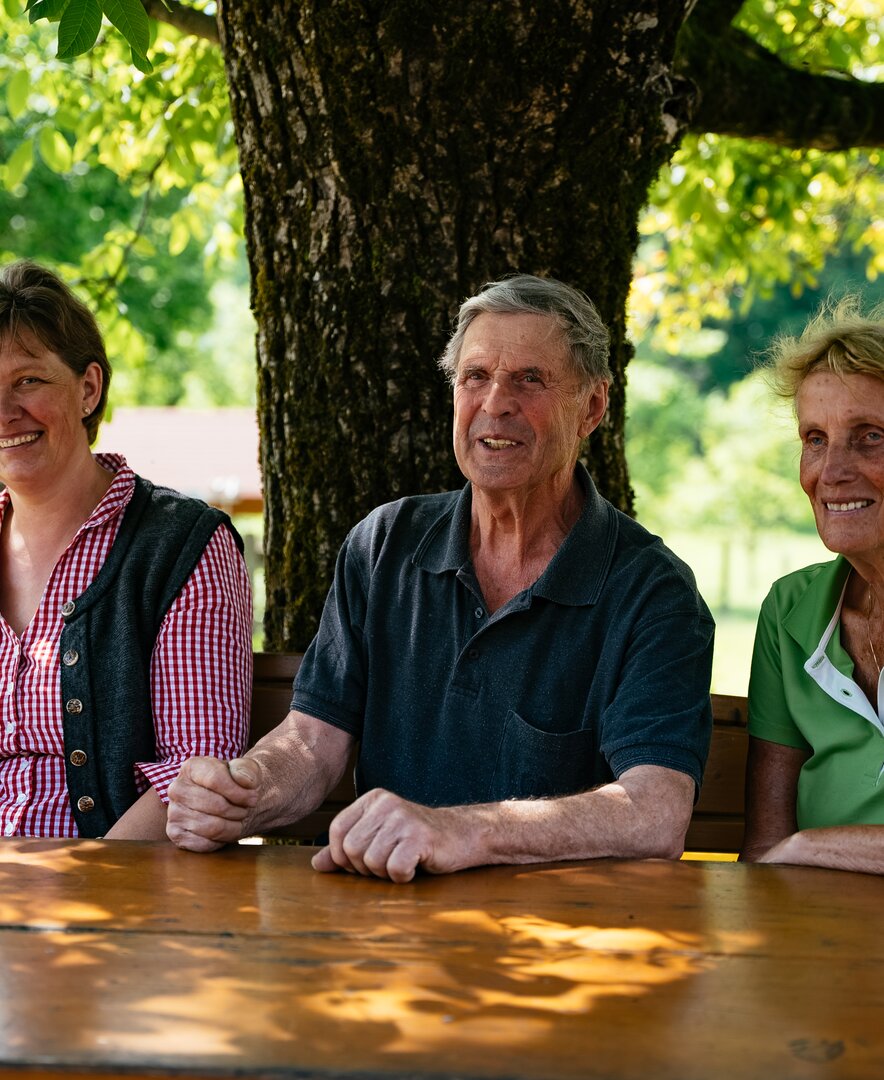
[592,764,695,862]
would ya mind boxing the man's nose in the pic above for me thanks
[482,376,518,417]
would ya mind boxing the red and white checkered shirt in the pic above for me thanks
[0,454,253,837]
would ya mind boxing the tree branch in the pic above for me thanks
[677,17,884,151]
[687,0,745,38]
[141,0,219,44]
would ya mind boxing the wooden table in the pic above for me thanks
[0,840,879,1080]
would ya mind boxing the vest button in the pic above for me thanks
[65,698,83,714]
[70,749,87,767]
[61,601,76,617]
[77,796,95,813]
[62,650,79,667]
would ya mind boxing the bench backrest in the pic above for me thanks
[685,693,747,853]
[250,652,748,852]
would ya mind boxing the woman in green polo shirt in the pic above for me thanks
[742,298,884,874]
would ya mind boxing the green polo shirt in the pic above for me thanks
[749,555,884,829]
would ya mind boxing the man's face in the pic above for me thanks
[452,312,607,496]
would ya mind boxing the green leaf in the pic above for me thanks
[169,217,191,257]
[6,70,31,121]
[38,125,72,173]
[57,0,102,58]
[54,106,82,133]
[4,0,22,17]
[27,0,69,22]
[130,45,154,74]
[4,139,34,188]
[101,0,150,58]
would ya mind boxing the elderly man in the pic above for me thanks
[167,275,714,880]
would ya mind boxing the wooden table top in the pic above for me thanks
[0,839,880,1080]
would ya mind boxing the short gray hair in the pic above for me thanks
[438,274,611,386]
[766,294,884,402]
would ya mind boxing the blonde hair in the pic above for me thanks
[767,294,884,402]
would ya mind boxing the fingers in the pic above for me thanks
[314,790,427,883]
[228,758,261,789]
[311,837,418,883]
[311,846,338,873]
[166,756,262,851]
[165,827,229,854]
[177,757,260,806]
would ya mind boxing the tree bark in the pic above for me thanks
[216,0,696,649]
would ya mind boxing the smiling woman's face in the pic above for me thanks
[797,370,884,564]
[0,336,102,496]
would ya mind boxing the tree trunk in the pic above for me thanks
[217,0,691,650]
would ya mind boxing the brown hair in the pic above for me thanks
[0,261,111,444]
[767,294,884,403]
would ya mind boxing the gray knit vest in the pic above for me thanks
[59,476,243,837]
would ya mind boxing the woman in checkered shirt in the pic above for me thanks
[0,261,252,839]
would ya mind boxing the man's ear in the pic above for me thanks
[578,380,609,439]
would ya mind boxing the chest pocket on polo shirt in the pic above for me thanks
[490,710,597,801]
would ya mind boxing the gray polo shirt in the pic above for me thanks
[292,465,714,806]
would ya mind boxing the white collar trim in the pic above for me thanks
[804,575,884,738]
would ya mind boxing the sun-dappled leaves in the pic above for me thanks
[0,10,251,407]
[632,137,882,352]
[635,0,884,355]
[25,0,156,63]
[37,124,72,170]
[736,0,884,78]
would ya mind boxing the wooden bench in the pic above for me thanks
[250,652,749,853]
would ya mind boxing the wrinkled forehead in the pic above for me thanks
[460,310,572,369]
[796,369,884,422]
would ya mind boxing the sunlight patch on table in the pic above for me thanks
[293,913,722,1056]
[109,979,298,1055]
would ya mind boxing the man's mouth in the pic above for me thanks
[480,438,519,450]
[0,433,41,449]
[825,499,872,512]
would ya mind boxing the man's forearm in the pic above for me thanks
[243,712,354,836]
[315,764,695,881]
[463,765,695,867]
